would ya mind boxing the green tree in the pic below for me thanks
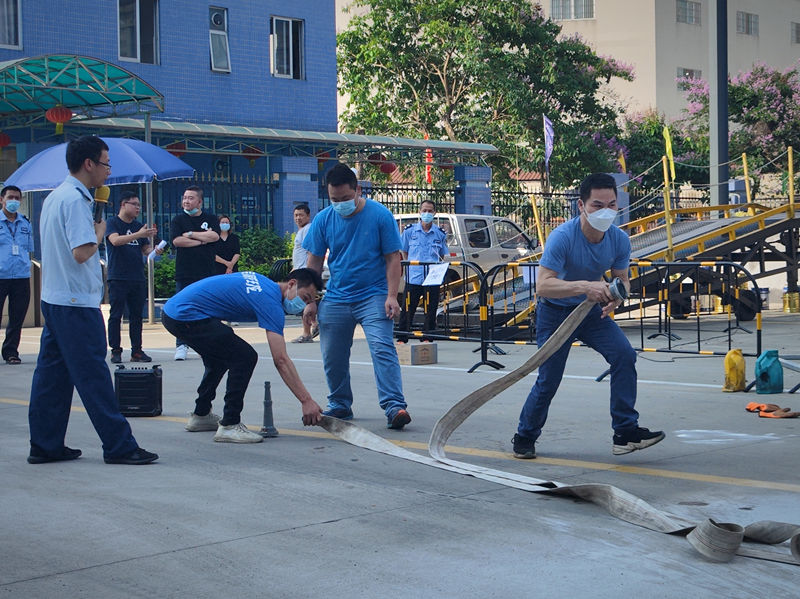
[237,227,293,276]
[338,0,633,188]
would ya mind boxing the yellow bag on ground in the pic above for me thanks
[723,348,746,392]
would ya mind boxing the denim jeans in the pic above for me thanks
[107,279,146,352]
[162,314,258,425]
[29,302,139,459]
[517,301,639,440]
[318,295,406,416]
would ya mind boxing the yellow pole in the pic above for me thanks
[529,194,546,250]
[662,156,674,261]
[788,146,795,219]
[742,153,754,215]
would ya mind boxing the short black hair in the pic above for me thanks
[219,214,231,222]
[420,199,436,211]
[294,204,310,215]
[66,136,108,174]
[325,163,358,190]
[285,268,323,292]
[185,185,203,200]
[120,190,139,203]
[579,173,617,202]
[1,185,21,198]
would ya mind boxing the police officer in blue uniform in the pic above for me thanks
[0,185,34,364]
[397,199,448,343]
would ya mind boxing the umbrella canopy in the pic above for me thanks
[4,137,194,191]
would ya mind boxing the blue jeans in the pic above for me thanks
[517,301,639,440]
[319,295,406,416]
[28,302,139,459]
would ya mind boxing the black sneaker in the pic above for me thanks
[104,447,159,465]
[387,409,411,430]
[612,427,665,455]
[130,350,152,362]
[512,433,536,459]
[110,350,122,364]
[27,446,82,464]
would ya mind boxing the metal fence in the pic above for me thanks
[367,185,455,214]
[491,190,577,234]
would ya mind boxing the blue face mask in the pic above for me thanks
[220,223,231,231]
[420,212,434,224]
[4,200,20,213]
[184,207,200,216]
[283,286,307,315]
[331,199,356,217]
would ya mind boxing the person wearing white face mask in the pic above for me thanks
[162,268,325,442]
[0,185,34,364]
[512,173,664,459]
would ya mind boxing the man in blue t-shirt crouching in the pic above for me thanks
[162,268,324,443]
[513,173,664,459]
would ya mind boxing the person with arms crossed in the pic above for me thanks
[302,163,411,429]
[28,135,158,465]
[170,185,220,360]
[162,268,324,443]
[397,199,448,343]
[512,173,664,459]
[0,185,34,364]
[105,190,162,363]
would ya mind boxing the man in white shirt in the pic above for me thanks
[291,204,317,343]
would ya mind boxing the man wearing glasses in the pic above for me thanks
[105,190,162,363]
[28,135,158,465]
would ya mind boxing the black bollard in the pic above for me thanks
[259,381,279,437]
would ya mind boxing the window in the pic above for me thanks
[209,7,231,73]
[736,11,759,36]
[551,0,594,20]
[676,0,701,25]
[493,220,532,250]
[677,67,702,90]
[792,23,800,44]
[0,0,21,49]
[271,17,304,79]
[118,0,159,63]
[465,219,491,249]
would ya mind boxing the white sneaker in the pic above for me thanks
[174,344,188,361]
[185,411,221,432]
[213,422,264,443]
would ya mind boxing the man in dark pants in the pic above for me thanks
[28,135,158,465]
[397,199,448,343]
[0,185,34,364]
[169,185,219,360]
[106,190,162,363]
[162,268,324,442]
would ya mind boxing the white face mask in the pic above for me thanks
[585,207,617,232]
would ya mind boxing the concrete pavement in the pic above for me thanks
[1,311,799,598]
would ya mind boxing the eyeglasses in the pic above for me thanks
[94,160,111,170]
[124,202,141,208]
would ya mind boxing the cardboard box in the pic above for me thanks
[397,342,438,365]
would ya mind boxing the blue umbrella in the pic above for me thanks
[5,137,195,191]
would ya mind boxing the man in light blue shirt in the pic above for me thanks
[28,135,158,466]
[0,185,34,364]
[397,199,448,343]
[302,163,411,429]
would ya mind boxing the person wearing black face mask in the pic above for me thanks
[512,173,664,460]
[169,185,220,360]
[0,185,33,364]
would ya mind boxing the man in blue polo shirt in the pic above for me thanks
[28,135,158,465]
[397,199,448,343]
[162,268,324,443]
[302,162,410,430]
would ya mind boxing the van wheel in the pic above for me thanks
[443,269,463,296]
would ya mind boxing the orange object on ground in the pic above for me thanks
[745,402,799,418]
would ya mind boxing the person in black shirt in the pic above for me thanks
[169,185,220,360]
[106,191,162,363]
[213,215,240,275]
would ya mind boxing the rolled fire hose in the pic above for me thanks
[319,284,800,565]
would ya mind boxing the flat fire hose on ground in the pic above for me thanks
[319,292,800,566]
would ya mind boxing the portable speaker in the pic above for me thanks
[114,364,163,417]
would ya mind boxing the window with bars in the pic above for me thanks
[271,17,304,79]
[792,22,800,44]
[0,0,21,49]
[676,0,701,25]
[736,11,759,36]
[551,0,594,20]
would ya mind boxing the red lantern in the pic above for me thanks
[379,161,397,174]
[45,106,73,134]
[0,132,10,154]
[166,141,186,158]
[367,152,387,165]
[243,145,264,168]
